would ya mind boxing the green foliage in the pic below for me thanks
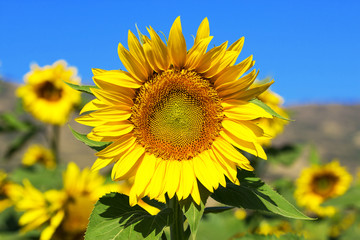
[197,210,247,240]
[9,164,64,191]
[250,98,291,121]
[323,186,360,208]
[267,144,304,166]
[182,200,205,240]
[211,171,312,220]
[308,144,321,165]
[65,82,97,95]
[204,206,234,214]
[85,193,172,240]
[68,125,111,152]
[0,112,41,160]
[233,233,306,240]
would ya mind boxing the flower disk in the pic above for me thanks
[132,69,223,160]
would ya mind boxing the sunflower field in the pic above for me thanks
[1,15,360,240]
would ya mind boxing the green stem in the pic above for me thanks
[50,125,60,164]
[166,195,185,240]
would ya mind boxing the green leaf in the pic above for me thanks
[204,206,234,214]
[65,82,97,95]
[211,170,313,220]
[322,186,360,208]
[9,164,64,191]
[250,98,291,121]
[0,112,31,131]
[85,192,172,240]
[68,125,111,152]
[183,200,205,240]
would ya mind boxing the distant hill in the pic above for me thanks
[1,80,359,177]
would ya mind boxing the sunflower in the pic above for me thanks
[294,160,352,217]
[254,220,293,237]
[251,81,289,146]
[0,170,13,212]
[22,144,56,169]
[17,60,81,125]
[76,17,275,206]
[10,162,121,240]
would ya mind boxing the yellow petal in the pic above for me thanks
[185,36,213,70]
[222,101,273,120]
[92,121,134,137]
[227,37,245,66]
[93,69,143,88]
[92,68,107,75]
[168,16,187,68]
[216,69,258,98]
[128,30,153,77]
[118,43,149,82]
[131,153,157,199]
[91,157,115,171]
[194,17,210,45]
[181,160,195,200]
[96,134,135,158]
[91,88,134,106]
[93,77,135,98]
[112,144,145,180]
[146,160,167,199]
[210,146,238,183]
[89,106,132,121]
[143,39,162,73]
[192,155,214,192]
[212,137,251,167]
[163,160,181,199]
[213,55,253,87]
[75,114,105,127]
[227,81,274,101]
[203,50,239,78]
[220,130,267,160]
[196,41,228,73]
[222,119,262,142]
[147,26,170,70]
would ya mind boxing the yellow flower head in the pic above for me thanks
[22,144,56,169]
[0,170,13,212]
[77,17,275,206]
[252,81,289,146]
[17,60,81,125]
[11,162,121,240]
[294,160,352,217]
[254,220,293,237]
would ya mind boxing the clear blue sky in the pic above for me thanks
[1,0,359,105]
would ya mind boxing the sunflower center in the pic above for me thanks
[311,173,339,197]
[131,69,223,161]
[35,81,63,101]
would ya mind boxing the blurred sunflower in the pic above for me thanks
[17,60,81,125]
[10,162,120,240]
[294,160,352,217]
[22,144,56,169]
[254,220,293,237]
[77,17,275,206]
[0,170,12,212]
[251,81,289,146]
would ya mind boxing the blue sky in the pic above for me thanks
[1,0,359,105]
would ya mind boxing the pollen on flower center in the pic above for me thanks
[35,81,63,101]
[131,69,224,161]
